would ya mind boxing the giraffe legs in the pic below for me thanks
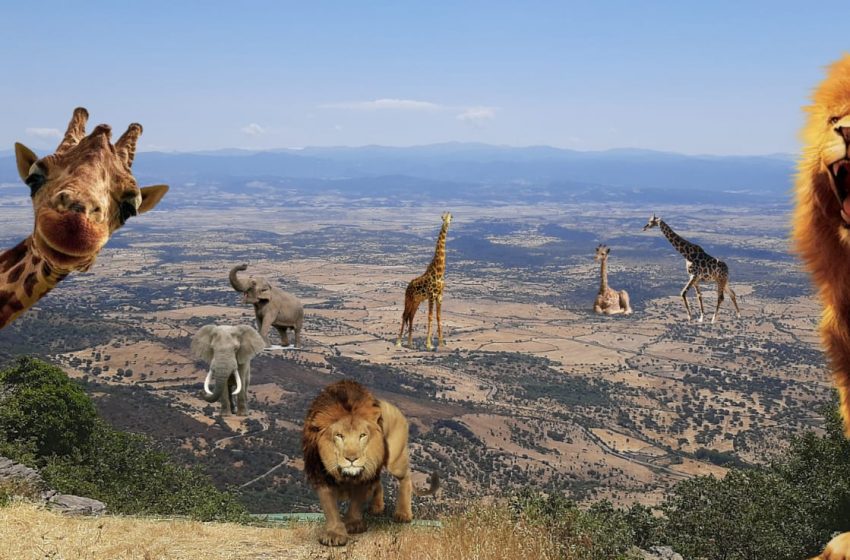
[694,282,705,322]
[425,298,434,351]
[396,299,417,348]
[726,285,740,317]
[711,282,726,324]
[680,275,697,320]
[396,315,406,347]
[437,295,445,347]
[407,307,416,348]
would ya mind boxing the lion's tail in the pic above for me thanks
[414,472,440,496]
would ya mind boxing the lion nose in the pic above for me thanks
[344,454,358,463]
[837,126,850,143]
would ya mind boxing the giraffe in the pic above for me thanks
[643,214,740,323]
[593,244,633,315]
[396,212,452,350]
[0,108,169,329]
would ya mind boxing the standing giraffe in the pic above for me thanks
[396,212,452,350]
[593,244,633,315]
[0,108,169,329]
[643,214,739,323]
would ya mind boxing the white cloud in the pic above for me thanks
[25,127,62,140]
[241,123,266,136]
[456,107,497,126]
[320,98,443,111]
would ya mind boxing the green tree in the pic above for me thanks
[0,356,97,460]
[0,357,246,522]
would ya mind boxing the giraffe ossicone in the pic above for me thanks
[0,108,169,329]
[396,212,452,350]
[643,214,740,323]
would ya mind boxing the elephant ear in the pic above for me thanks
[255,279,273,300]
[191,325,217,363]
[236,325,266,361]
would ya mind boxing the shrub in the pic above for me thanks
[0,356,97,460]
[0,357,246,522]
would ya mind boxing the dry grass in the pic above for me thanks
[0,500,315,560]
[342,505,561,560]
[0,500,566,560]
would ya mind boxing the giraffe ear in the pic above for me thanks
[14,143,38,183]
[137,185,169,214]
[605,247,610,255]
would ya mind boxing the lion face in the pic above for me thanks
[318,415,386,484]
[801,56,850,231]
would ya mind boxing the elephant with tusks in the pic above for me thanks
[191,325,265,416]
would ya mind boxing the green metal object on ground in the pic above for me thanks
[252,513,442,527]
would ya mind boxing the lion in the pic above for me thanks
[301,379,439,546]
[793,54,850,560]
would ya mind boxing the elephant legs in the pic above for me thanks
[258,312,274,346]
[275,326,290,347]
[235,364,250,416]
[272,325,302,348]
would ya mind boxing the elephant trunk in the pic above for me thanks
[202,368,242,403]
[229,264,250,292]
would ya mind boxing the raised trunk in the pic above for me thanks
[229,264,250,292]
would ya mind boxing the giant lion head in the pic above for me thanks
[797,55,850,240]
[302,380,388,487]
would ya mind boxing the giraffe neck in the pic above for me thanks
[659,220,694,258]
[0,237,70,329]
[599,258,609,293]
[427,222,449,278]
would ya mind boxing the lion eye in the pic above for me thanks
[359,433,367,439]
[334,434,343,440]
[830,116,842,126]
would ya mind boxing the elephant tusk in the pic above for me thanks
[231,370,242,396]
[203,369,214,396]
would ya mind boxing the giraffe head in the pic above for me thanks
[594,244,610,261]
[642,214,661,231]
[13,108,169,271]
[441,212,453,227]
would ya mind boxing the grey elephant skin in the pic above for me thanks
[229,263,304,347]
[191,325,265,416]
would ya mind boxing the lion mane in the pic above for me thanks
[301,379,439,546]
[794,54,850,560]
[793,55,850,436]
[301,379,387,487]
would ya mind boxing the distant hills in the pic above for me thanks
[0,143,796,203]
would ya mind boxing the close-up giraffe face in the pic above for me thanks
[14,108,168,270]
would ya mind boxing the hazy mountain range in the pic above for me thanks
[0,143,796,204]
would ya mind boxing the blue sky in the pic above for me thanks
[0,1,846,154]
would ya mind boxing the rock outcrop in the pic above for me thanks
[0,456,105,515]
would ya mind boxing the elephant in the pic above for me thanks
[191,324,265,416]
[229,264,304,348]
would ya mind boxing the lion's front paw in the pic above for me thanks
[368,501,385,515]
[393,509,413,523]
[318,526,349,547]
[820,532,850,560]
[345,519,367,534]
